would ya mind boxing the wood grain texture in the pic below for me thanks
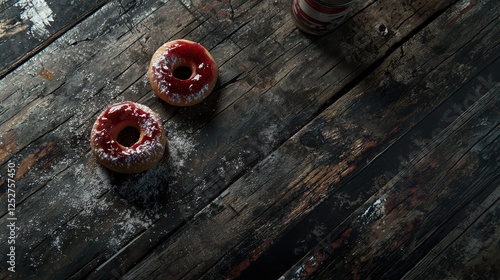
[0,0,109,78]
[0,0,498,279]
[214,2,500,277]
[123,0,500,279]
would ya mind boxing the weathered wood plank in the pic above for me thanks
[198,1,500,278]
[0,0,189,276]
[403,187,499,279]
[238,44,500,280]
[0,0,109,78]
[81,0,464,278]
[0,0,289,277]
[0,0,191,193]
[0,0,496,279]
[312,73,499,280]
[122,1,500,279]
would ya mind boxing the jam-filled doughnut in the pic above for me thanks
[148,39,218,106]
[90,101,166,173]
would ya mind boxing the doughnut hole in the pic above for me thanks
[172,61,196,80]
[112,121,143,148]
[173,66,192,80]
[117,126,140,147]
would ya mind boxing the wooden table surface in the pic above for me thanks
[1,0,498,279]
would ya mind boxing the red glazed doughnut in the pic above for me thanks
[90,101,166,173]
[148,39,218,106]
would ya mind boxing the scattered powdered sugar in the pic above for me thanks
[112,164,169,209]
[216,154,246,178]
[51,235,62,253]
[20,162,113,269]
[166,126,196,170]
[108,208,154,251]
[120,209,152,231]
[169,83,209,104]
[262,123,279,143]
[95,140,164,170]
[40,162,163,257]
[68,163,111,215]
[259,122,281,153]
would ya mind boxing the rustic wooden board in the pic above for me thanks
[403,186,499,279]
[120,0,499,278]
[0,0,109,78]
[0,0,498,279]
[223,2,500,278]
[305,63,499,280]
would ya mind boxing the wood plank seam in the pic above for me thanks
[0,0,496,278]
[311,75,500,279]
[404,181,500,279]
[213,2,498,278]
[0,0,110,79]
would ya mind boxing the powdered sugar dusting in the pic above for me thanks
[91,101,166,172]
[152,55,210,104]
[150,40,217,106]
[167,126,196,171]
[259,122,280,153]
[69,163,111,215]
[108,208,154,251]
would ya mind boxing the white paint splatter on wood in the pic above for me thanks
[15,0,54,38]
[180,0,192,8]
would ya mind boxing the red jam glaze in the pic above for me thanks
[92,102,162,162]
[151,40,216,103]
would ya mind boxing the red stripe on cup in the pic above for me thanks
[304,0,349,14]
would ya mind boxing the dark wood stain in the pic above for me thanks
[0,0,498,279]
